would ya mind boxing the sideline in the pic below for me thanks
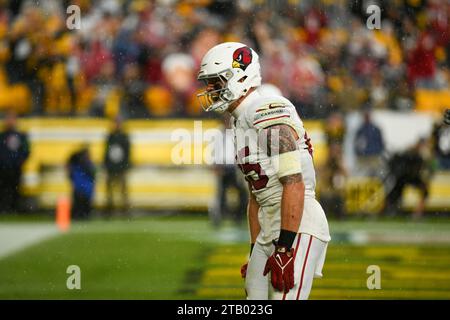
[0,223,60,259]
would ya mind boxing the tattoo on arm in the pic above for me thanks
[266,125,302,185]
[279,172,303,185]
[266,124,298,157]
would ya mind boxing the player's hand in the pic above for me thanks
[444,109,450,125]
[241,262,248,279]
[263,242,295,293]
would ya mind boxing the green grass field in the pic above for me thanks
[1,215,450,299]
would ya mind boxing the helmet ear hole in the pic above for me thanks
[238,76,248,83]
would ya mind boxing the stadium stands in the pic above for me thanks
[0,1,449,215]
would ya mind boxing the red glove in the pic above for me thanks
[263,244,295,293]
[241,262,248,279]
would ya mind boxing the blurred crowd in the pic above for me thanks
[0,0,449,218]
[0,0,448,119]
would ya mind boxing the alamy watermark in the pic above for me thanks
[366,265,381,290]
[366,4,381,30]
[66,5,81,30]
[66,265,81,290]
[170,121,280,167]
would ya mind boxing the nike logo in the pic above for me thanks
[269,103,285,109]
[276,255,283,265]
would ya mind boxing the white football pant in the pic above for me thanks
[245,233,327,300]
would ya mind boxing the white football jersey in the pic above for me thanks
[231,88,331,244]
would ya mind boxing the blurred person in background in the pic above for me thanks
[432,109,450,169]
[120,63,149,119]
[385,138,433,219]
[67,146,96,220]
[369,71,389,110]
[160,53,197,117]
[286,46,326,118]
[332,75,368,114]
[325,111,346,145]
[346,23,387,88]
[407,31,439,89]
[319,111,347,219]
[389,81,414,112]
[0,111,29,213]
[104,116,130,218]
[319,143,347,220]
[90,61,118,117]
[445,109,450,126]
[354,109,385,177]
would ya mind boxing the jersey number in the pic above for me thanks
[237,147,269,190]
[304,132,313,157]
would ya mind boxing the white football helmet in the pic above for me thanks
[197,42,262,113]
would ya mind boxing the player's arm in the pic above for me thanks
[262,124,304,293]
[247,182,260,248]
[241,183,260,279]
[268,124,304,247]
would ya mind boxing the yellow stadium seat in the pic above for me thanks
[415,89,450,113]
[104,89,121,119]
[145,86,174,117]
[0,84,31,114]
[186,89,204,117]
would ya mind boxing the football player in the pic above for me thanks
[444,109,450,126]
[197,42,331,300]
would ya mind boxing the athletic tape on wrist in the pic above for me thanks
[278,229,297,249]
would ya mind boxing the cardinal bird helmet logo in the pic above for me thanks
[232,47,253,71]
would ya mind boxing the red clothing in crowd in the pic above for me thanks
[407,32,436,86]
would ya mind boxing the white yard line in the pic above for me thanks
[0,223,60,260]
